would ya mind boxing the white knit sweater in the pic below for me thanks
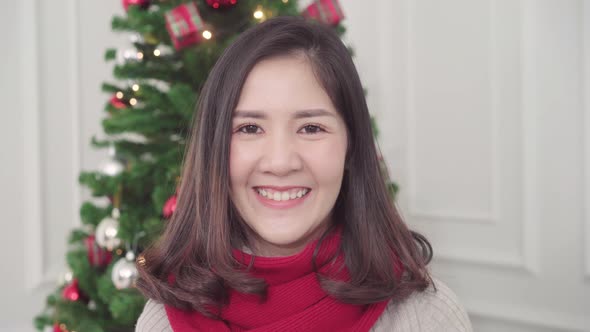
[135,277,473,331]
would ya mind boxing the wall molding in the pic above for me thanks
[23,0,82,291]
[583,0,590,279]
[67,0,82,232]
[405,0,538,274]
[21,0,44,292]
[435,249,528,271]
[405,0,498,225]
[468,300,589,332]
[520,0,540,277]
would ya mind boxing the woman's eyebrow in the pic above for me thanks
[233,109,335,119]
[292,109,335,119]
[233,110,266,119]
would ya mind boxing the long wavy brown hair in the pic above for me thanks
[136,15,433,316]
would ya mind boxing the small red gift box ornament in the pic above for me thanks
[165,2,206,50]
[303,0,345,26]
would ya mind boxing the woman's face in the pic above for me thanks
[230,54,348,256]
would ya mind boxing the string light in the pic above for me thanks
[129,98,138,106]
[136,51,144,60]
[282,0,288,3]
[202,30,212,40]
[253,6,265,20]
[153,49,161,56]
[132,84,140,92]
[115,91,124,99]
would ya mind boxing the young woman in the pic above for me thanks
[135,16,472,331]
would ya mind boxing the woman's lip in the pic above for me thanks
[253,185,311,191]
[252,188,311,209]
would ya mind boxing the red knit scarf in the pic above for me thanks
[165,229,392,331]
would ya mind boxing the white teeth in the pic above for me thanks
[255,188,309,201]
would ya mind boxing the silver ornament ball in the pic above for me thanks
[111,255,139,289]
[95,217,121,250]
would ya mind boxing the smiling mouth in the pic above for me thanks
[253,187,311,202]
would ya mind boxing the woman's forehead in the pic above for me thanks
[235,56,336,116]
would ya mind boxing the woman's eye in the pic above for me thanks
[300,124,325,134]
[237,124,261,134]
[236,124,324,135]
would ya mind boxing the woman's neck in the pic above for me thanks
[244,223,332,257]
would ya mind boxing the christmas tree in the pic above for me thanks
[34,1,397,331]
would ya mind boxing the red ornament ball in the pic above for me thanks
[62,279,83,302]
[85,234,113,267]
[122,0,150,11]
[163,194,177,219]
[205,0,238,9]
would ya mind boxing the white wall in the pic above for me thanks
[1,0,588,331]
[372,0,590,331]
[0,1,127,331]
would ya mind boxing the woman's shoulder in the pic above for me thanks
[371,277,473,332]
[135,299,173,332]
[134,277,473,332]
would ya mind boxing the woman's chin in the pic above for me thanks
[250,223,328,257]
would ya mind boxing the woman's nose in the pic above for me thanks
[258,133,303,176]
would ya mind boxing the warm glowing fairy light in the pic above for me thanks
[202,30,212,39]
[254,6,265,20]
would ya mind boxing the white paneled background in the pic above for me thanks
[1,0,588,331]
